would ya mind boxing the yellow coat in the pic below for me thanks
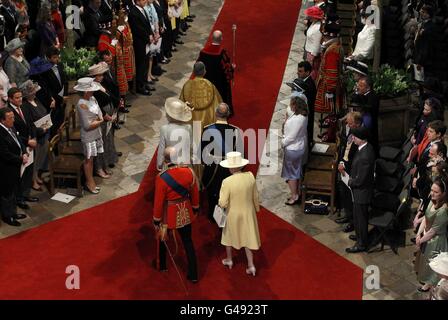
[219,172,261,250]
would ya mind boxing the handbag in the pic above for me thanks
[213,205,227,228]
[304,199,329,215]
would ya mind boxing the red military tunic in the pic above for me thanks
[153,166,200,229]
[119,24,136,82]
[314,39,344,114]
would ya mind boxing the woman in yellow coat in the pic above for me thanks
[218,152,261,276]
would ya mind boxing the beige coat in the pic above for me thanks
[219,171,261,250]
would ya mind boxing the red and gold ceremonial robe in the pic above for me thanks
[153,166,200,229]
[314,38,344,114]
[118,24,136,82]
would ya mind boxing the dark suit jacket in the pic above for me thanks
[8,103,36,147]
[303,75,317,109]
[364,90,379,151]
[41,63,68,105]
[128,4,153,55]
[0,4,17,44]
[99,0,114,25]
[348,143,375,204]
[414,20,436,68]
[0,125,24,195]
[102,70,120,107]
[82,5,103,47]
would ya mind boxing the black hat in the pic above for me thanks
[351,126,369,140]
[346,61,369,76]
[322,13,341,37]
[285,78,306,92]
[347,94,367,108]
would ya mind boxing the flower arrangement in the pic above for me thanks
[61,48,99,80]
[346,64,411,98]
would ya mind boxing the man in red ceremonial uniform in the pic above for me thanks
[153,146,200,283]
[314,14,344,115]
[197,30,234,116]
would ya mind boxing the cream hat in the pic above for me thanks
[88,62,109,76]
[164,97,193,122]
[429,252,448,278]
[73,77,102,92]
[220,152,249,169]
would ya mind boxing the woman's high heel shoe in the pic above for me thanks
[85,186,100,194]
[222,259,233,269]
[246,266,256,276]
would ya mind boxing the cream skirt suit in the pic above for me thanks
[219,171,261,250]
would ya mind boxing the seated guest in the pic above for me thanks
[281,93,308,205]
[3,38,30,87]
[349,8,377,62]
[89,62,119,179]
[20,80,50,192]
[415,177,448,292]
[74,77,104,194]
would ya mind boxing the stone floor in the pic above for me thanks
[0,0,427,300]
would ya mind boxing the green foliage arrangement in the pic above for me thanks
[346,64,411,98]
[61,48,99,81]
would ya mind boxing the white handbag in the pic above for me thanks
[213,205,227,228]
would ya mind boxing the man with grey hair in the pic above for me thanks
[197,29,234,115]
[201,103,242,221]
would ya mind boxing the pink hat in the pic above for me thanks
[304,6,324,20]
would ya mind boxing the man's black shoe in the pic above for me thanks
[175,39,184,45]
[118,120,125,125]
[113,123,121,130]
[13,213,27,220]
[116,152,123,157]
[345,246,366,253]
[171,47,177,52]
[109,164,115,169]
[410,237,416,244]
[145,84,156,91]
[119,108,130,113]
[17,202,30,210]
[187,275,198,283]
[343,223,354,233]
[185,17,193,22]
[335,217,349,224]
[137,89,151,96]
[349,234,357,241]
[2,217,21,227]
[126,104,132,108]
[25,196,39,202]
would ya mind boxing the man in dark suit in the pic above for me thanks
[99,0,114,25]
[355,77,379,154]
[0,107,28,227]
[201,103,243,220]
[41,46,68,136]
[297,61,317,143]
[335,111,363,233]
[342,126,375,253]
[7,88,39,210]
[82,0,104,47]
[128,0,154,95]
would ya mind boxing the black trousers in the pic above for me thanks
[134,48,149,90]
[16,164,33,203]
[159,224,198,279]
[338,181,353,222]
[353,203,369,248]
[0,189,18,219]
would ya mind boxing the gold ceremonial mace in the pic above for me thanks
[232,24,237,87]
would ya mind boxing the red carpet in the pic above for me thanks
[0,0,363,299]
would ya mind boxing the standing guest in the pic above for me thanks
[82,0,104,47]
[128,0,154,96]
[36,2,60,55]
[197,30,235,115]
[355,77,379,154]
[50,0,65,47]
[154,0,173,61]
[157,97,193,171]
[41,46,68,136]
[74,77,104,194]
[0,107,28,227]
[12,0,29,26]
[281,93,308,205]
[297,61,317,143]
[3,38,30,88]
[0,0,18,50]
[20,80,50,192]
[219,151,260,276]
[201,103,242,221]
[153,146,200,283]
[343,126,375,253]
[7,87,38,210]
[413,97,441,145]
[89,62,118,178]
[415,178,448,292]
[145,0,162,84]
[27,56,56,115]
[303,6,324,80]
[117,6,136,88]
[335,111,363,233]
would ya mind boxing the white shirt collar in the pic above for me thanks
[358,141,368,151]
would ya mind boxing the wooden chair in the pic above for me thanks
[67,104,81,142]
[48,134,84,197]
[301,159,337,214]
[58,121,84,156]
